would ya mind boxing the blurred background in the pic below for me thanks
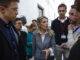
[18,0,75,26]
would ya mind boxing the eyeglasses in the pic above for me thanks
[6,7,18,12]
[11,8,18,11]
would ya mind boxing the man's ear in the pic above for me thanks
[0,6,5,14]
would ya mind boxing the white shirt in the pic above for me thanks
[21,26,28,33]
[58,17,68,23]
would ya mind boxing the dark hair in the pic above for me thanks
[74,0,80,12]
[74,0,80,5]
[20,17,27,25]
[71,5,77,9]
[30,24,36,28]
[32,19,37,22]
[58,3,67,10]
[0,0,19,8]
[13,18,21,24]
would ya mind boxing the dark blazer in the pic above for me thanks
[0,20,27,60]
[18,31,27,60]
[67,37,80,60]
[0,21,19,60]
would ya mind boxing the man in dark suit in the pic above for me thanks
[13,18,27,60]
[0,0,20,60]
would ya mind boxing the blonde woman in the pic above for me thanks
[32,16,56,60]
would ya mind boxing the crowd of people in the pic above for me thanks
[0,0,80,60]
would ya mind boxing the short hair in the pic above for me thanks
[32,19,37,22]
[20,16,27,25]
[13,18,21,24]
[0,0,19,8]
[74,0,80,12]
[58,3,67,10]
[71,5,77,9]
[74,0,80,5]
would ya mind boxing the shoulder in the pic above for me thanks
[52,18,59,24]
[33,31,38,36]
[66,17,69,22]
[51,30,55,36]
[21,31,27,35]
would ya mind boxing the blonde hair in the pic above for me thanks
[37,16,54,37]
[28,24,37,32]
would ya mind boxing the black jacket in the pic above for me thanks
[0,19,27,60]
[67,37,80,60]
[0,20,19,60]
[19,31,27,60]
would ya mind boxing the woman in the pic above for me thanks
[26,24,37,60]
[32,16,56,60]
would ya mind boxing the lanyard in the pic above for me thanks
[72,37,80,48]
[73,26,80,33]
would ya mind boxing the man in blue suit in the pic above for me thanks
[0,0,20,60]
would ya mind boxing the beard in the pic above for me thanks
[70,20,77,24]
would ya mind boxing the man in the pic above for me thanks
[67,1,80,60]
[13,18,27,60]
[62,5,80,49]
[61,5,80,59]
[21,16,28,33]
[51,4,69,60]
[0,0,19,60]
[32,19,37,25]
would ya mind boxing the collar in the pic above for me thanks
[58,17,67,23]
[0,18,12,28]
[37,29,48,35]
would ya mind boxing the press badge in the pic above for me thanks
[61,34,66,39]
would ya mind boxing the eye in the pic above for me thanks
[43,21,46,23]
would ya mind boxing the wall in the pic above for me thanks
[18,0,75,26]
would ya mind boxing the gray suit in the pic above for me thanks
[32,31,56,60]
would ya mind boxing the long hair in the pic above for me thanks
[37,16,54,37]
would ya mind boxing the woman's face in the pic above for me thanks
[39,18,48,30]
[32,26,37,31]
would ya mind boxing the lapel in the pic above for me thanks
[43,34,51,48]
[36,33,43,49]
[0,22,14,50]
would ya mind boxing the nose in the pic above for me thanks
[69,15,71,19]
[46,22,48,26]
[16,11,18,15]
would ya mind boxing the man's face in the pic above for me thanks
[3,2,18,21]
[58,7,66,17]
[14,20,22,31]
[69,8,78,24]
[32,21,37,24]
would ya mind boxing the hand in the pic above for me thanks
[61,43,68,49]
[68,24,74,30]
[42,49,50,60]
